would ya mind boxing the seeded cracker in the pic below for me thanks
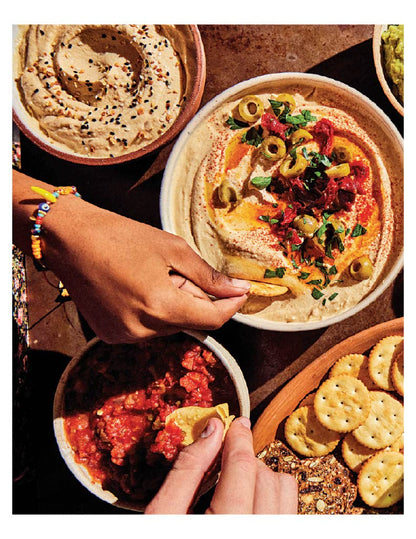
[368,335,403,391]
[314,375,371,432]
[390,350,404,396]
[284,405,341,457]
[357,450,403,508]
[352,391,403,449]
[257,440,361,514]
[329,353,379,390]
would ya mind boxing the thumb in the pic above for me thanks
[145,418,224,514]
[171,248,251,298]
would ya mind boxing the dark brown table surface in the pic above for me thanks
[13,24,403,514]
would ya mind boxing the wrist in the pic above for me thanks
[39,193,88,270]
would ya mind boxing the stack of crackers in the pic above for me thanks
[258,334,404,514]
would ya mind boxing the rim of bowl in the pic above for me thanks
[12,25,206,166]
[160,72,404,332]
[372,24,403,117]
[53,331,250,511]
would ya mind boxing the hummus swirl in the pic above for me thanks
[14,25,191,158]
[170,85,402,325]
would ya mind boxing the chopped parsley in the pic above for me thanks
[269,99,286,116]
[241,126,263,147]
[264,267,286,279]
[312,287,324,300]
[307,279,323,286]
[285,110,317,127]
[351,223,367,237]
[291,256,299,269]
[226,116,248,130]
[251,176,272,189]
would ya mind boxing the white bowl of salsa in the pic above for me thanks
[53,331,249,511]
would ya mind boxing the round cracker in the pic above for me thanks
[388,432,404,453]
[352,391,403,450]
[284,405,341,457]
[368,335,403,391]
[314,375,371,433]
[329,353,378,390]
[390,351,404,396]
[357,450,403,508]
[342,432,376,473]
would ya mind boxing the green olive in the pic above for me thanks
[218,179,242,205]
[333,144,353,163]
[238,95,264,122]
[349,255,374,281]
[290,128,313,145]
[279,153,308,179]
[293,214,319,238]
[275,93,296,112]
[261,136,286,160]
[325,163,350,179]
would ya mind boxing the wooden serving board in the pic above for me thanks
[252,317,404,454]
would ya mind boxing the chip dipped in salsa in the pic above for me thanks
[62,334,239,506]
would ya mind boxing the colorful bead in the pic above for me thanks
[30,185,81,270]
[31,186,57,203]
[39,202,50,212]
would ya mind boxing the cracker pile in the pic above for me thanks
[258,334,404,514]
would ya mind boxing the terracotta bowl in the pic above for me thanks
[373,25,404,116]
[53,331,249,512]
[160,73,403,332]
[12,25,206,165]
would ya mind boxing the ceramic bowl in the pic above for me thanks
[53,331,249,511]
[373,24,403,116]
[160,72,403,332]
[12,25,206,165]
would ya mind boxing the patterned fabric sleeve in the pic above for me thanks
[12,138,33,483]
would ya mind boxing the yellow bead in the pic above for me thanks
[31,186,57,203]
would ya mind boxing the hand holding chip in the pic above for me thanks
[13,171,250,343]
[145,417,298,514]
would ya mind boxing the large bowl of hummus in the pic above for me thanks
[160,73,403,331]
[12,24,205,165]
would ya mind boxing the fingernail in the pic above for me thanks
[230,278,251,292]
[236,416,251,429]
[200,418,216,438]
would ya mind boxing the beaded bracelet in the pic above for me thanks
[30,185,81,270]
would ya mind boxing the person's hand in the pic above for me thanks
[40,194,250,343]
[145,417,298,514]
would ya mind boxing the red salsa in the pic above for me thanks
[63,335,237,505]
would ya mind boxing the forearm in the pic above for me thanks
[12,169,248,343]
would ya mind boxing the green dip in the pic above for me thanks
[381,24,404,105]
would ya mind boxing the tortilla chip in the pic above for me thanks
[165,403,235,446]
[248,280,289,297]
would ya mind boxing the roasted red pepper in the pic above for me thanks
[312,118,334,155]
[261,112,287,140]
